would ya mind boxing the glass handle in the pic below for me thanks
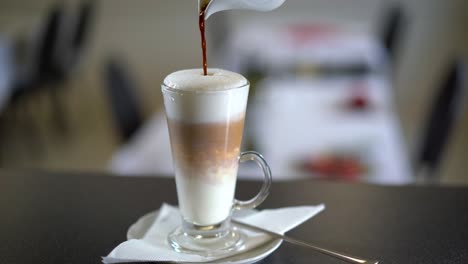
[233,151,272,210]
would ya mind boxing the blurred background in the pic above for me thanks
[0,0,467,185]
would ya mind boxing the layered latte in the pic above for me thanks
[163,68,249,226]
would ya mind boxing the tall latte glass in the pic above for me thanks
[162,69,272,256]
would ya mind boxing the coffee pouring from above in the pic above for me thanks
[197,0,286,75]
[199,0,286,20]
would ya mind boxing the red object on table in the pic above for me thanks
[347,82,371,110]
[303,154,366,181]
[286,24,339,47]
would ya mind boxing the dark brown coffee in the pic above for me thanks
[199,1,209,75]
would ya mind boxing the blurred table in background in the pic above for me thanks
[110,23,411,184]
[246,76,411,184]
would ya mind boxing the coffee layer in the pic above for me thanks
[167,117,244,182]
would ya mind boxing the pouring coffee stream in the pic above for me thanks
[198,0,286,76]
[199,0,210,75]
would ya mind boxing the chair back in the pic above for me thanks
[104,59,143,142]
[416,60,466,179]
[380,5,406,61]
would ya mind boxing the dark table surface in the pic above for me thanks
[1,171,468,264]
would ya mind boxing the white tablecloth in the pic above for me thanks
[246,76,411,184]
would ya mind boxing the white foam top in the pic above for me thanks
[163,68,248,91]
[162,69,249,123]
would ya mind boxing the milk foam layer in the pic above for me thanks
[162,69,249,123]
[164,68,247,91]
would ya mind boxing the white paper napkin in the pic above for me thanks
[103,203,325,263]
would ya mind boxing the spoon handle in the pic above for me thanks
[232,220,380,264]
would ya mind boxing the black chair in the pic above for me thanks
[415,60,466,181]
[45,0,96,132]
[37,4,66,82]
[379,4,407,63]
[36,3,73,133]
[71,0,95,60]
[56,0,96,76]
[10,2,66,102]
[104,58,143,142]
[3,3,66,156]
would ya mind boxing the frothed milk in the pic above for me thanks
[163,68,249,225]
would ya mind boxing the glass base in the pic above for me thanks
[168,219,245,257]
